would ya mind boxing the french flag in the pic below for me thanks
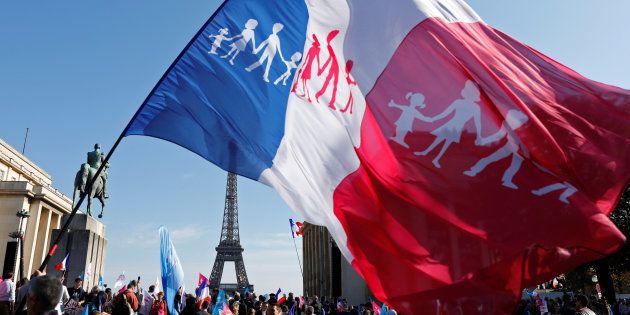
[196,273,209,299]
[123,0,630,313]
[54,253,69,271]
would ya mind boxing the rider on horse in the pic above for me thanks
[87,143,108,199]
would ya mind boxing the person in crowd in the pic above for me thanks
[247,308,256,315]
[231,301,241,315]
[265,304,282,315]
[310,296,321,315]
[150,292,166,315]
[304,306,314,315]
[102,288,114,314]
[67,278,86,305]
[574,294,595,315]
[139,285,157,315]
[134,278,145,313]
[16,278,29,290]
[54,275,69,314]
[196,299,210,315]
[0,272,15,315]
[15,271,43,315]
[26,275,62,315]
[113,280,139,314]
[181,294,197,315]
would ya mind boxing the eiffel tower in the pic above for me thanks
[209,172,253,292]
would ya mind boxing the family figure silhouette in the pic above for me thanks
[209,19,302,84]
[387,80,578,203]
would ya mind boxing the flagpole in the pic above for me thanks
[291,234,304,279]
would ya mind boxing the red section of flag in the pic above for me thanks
[371,302,381,315]
[295,222,304,236]
[197,273,208,287]
[54,254,69,271]
[277,295,287,305]
[333,18,629,314]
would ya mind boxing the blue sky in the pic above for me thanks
[1,1,628,295]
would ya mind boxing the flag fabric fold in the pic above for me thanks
[124,0,630,313]
[159,226,185,315]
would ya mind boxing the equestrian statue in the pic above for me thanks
[73,143,109,218]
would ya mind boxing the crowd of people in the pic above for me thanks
[0,271,395,315]
[516,293,630,315]
[7,269,630,315]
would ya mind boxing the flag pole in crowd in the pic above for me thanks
[289,219,304,279]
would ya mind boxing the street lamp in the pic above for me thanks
[11,210,31,279]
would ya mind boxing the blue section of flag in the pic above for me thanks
[124,0,309,180]
[289,218,295,238]
[79,271,84,280]
[212,290,226,315]
[98,275,103,287]
[159,226,185,315]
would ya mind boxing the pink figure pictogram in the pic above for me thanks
[315,30,341,110]
[291,34,322,102]
[340,60,356,114]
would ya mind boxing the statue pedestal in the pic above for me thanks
[46,214,107,289]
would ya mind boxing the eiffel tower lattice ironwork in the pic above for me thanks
[209,172,253,292]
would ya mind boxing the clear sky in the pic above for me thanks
[1,1,628,295]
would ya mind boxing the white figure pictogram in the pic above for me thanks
[532,181,577,204]
[246,23,286,82]
[221,19,258,65]
[274,52,302,86]
[463,109,529,189]
[414,80,483,168]
[208,28,229,55]
[388,92,433,149]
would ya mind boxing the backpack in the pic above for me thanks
[113,292,133,315]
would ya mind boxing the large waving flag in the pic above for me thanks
[159,226,185,315]
[123,0,630,313]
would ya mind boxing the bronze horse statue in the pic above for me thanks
[73,162,107,218]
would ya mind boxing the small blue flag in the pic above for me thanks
[159,226,185,315]
[244,287,250,295]
[212,290,226,315]
[78,271,84,280]
[98,274,103,287]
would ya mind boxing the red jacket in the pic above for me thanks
[116,289,139,311]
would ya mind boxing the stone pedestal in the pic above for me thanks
[46,214,107,290]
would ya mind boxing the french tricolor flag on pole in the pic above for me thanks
[54,253,69,271]
[122,0,630,313]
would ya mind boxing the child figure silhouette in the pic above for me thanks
[275,52,302,86]
[208,28,229,55]
[388,92,433,149]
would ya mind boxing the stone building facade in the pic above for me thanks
[0,138,106,288]
[302,222,373,305]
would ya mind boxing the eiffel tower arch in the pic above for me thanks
[209,172,254,293]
